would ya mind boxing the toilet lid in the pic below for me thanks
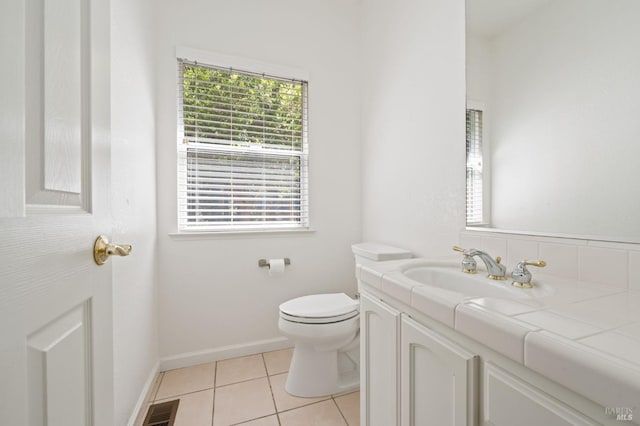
[279,293,358,319]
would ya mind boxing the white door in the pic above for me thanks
[400,315,477,426]
[0,0,116,425]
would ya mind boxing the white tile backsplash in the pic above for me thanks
[462,230,640,291]
[539,243,579,280]
[505,239,539,269]
[480,237,508,261]
[454,232,640,328]
[458,233,482,251]
[578,246,628,289]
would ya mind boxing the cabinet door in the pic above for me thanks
[483,363,600,426]
[401,315,478,426]
[361,293,401,426]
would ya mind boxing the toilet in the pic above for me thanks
[278,242,412,397]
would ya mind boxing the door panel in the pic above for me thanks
[0,0,26,218]
[401,315,477,426]
[25,0,89,209]
[28,303,91,426]
[408,343,456,425]
[42,0,83,195]
[360,293,401,426]
[0,0,113,425]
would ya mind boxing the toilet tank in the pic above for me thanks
[351,242,412,266]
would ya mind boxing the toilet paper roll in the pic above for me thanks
[268,258,285,276]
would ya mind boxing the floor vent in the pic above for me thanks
[142,399,179,426]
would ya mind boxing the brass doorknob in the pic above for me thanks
[93,235,132,265]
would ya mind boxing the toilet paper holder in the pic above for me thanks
[258,258,291,268]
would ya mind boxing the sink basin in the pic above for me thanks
[401,263,554,300]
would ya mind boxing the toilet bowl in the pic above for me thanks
[277,243,413,398]
[278,293,360,397]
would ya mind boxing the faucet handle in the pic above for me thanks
[452,246,477,274]
[453,246,502,265]
[511,259,547,288]
[522,260,546,268]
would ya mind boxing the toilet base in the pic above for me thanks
[285,344,359,397]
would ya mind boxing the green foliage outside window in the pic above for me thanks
[182,64,304,151]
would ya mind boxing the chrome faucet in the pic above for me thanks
[452,246,507,280]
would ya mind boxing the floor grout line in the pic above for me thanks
[230,413,279,425]
[210,397,215,426]
[154,386,216,402]
[150,372,165,402]
[211,361,217,426]
[215,374,270,389]
[274,395,338,416]
[213,360,218,387]
[262,352,282,425]
[332,395,350,426]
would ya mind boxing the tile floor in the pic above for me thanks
[137,348,360,426]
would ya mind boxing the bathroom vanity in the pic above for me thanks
[357,258,640,426]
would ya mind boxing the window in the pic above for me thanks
[466,108,483,225]
[177,58,309,231]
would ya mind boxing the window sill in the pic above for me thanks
[168,228,316,240]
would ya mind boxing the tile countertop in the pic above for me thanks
[357,257,640,413]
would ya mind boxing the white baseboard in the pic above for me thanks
[159,336,292,371]
[127,359,161,426]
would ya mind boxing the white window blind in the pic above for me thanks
[177,59,309,231]
[466,108,483,225]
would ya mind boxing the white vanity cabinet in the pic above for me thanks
[401,315,478,426]
[483,363,600,426]
[360,292,478,426]
[360,293,401,426]
[360,290,609,426]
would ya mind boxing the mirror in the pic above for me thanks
[465,0,640,243]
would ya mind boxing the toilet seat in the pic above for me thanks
[280,310,359,324]
[279,293,359,324]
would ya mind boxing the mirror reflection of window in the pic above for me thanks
[466,0,640,242]
[466,108,484,225]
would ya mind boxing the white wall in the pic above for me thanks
[486,0,640,239]
[111,0,158,423]
[154,0,362,360]
[360,0,466,256]
[466,36,491,105]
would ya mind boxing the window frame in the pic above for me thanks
[175,47,310,234]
